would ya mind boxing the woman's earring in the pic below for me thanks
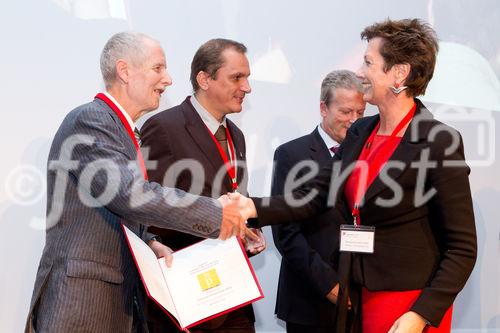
[390,82,408,94]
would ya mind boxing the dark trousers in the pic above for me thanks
[147,304,254,333]
[286,322,335,333]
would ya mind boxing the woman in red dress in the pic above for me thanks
[336,19,476,333]
[237,18,477,333]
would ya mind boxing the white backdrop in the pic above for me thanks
[1,0,499,332]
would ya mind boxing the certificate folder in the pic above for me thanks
[122,225,264,330]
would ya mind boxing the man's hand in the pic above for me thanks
[227,192,257,220]
[218,195,258,241]
[388,311,427,333]
[147,240,174,267]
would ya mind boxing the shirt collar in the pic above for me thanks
[191,94,227,134]
[317,123,340,156]
[103,91,136,130]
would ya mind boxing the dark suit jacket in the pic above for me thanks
[140,96,254,330]
[26,97,223,333]
[250,99,477,329]
[271,128,341,327]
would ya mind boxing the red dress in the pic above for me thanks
[344,128,453,332]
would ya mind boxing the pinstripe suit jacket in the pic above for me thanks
[26,97,223,333]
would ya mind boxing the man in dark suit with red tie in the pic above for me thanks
[271,70,365,333]
[140,38,265,333]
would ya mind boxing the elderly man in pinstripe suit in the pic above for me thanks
[25,32,252,333]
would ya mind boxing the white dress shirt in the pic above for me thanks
[190,94,236,169]
[317,123,340,157]
[102,91,136,131]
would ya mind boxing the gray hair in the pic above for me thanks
[100,31,158,88]
[320,70,363,105]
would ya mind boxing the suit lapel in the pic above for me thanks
[363,100,432,204]
[226,120,245,188]
[309,127,333,165]
[339,116,379,177]
[311,118,375,212]
[95,98,136,158]
[329,117,377,212]
[183,99,224,169]
[182,98,234,192]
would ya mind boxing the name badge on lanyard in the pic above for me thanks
[339,224,375,253]
[340,204,375,253]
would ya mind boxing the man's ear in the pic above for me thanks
[320,101,328,117]
[196,71,210,91]
[115,59,129,83]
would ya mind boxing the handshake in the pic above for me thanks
[150,193,264,268]
[217,192,265,254]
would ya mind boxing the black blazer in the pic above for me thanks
[141,96,248,249]
[140,96,253,330]
[250,99,477,328]
[271,128,341,327]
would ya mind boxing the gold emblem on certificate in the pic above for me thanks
[197,268,221,291]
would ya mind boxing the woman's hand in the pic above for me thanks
[388,311,427,333]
